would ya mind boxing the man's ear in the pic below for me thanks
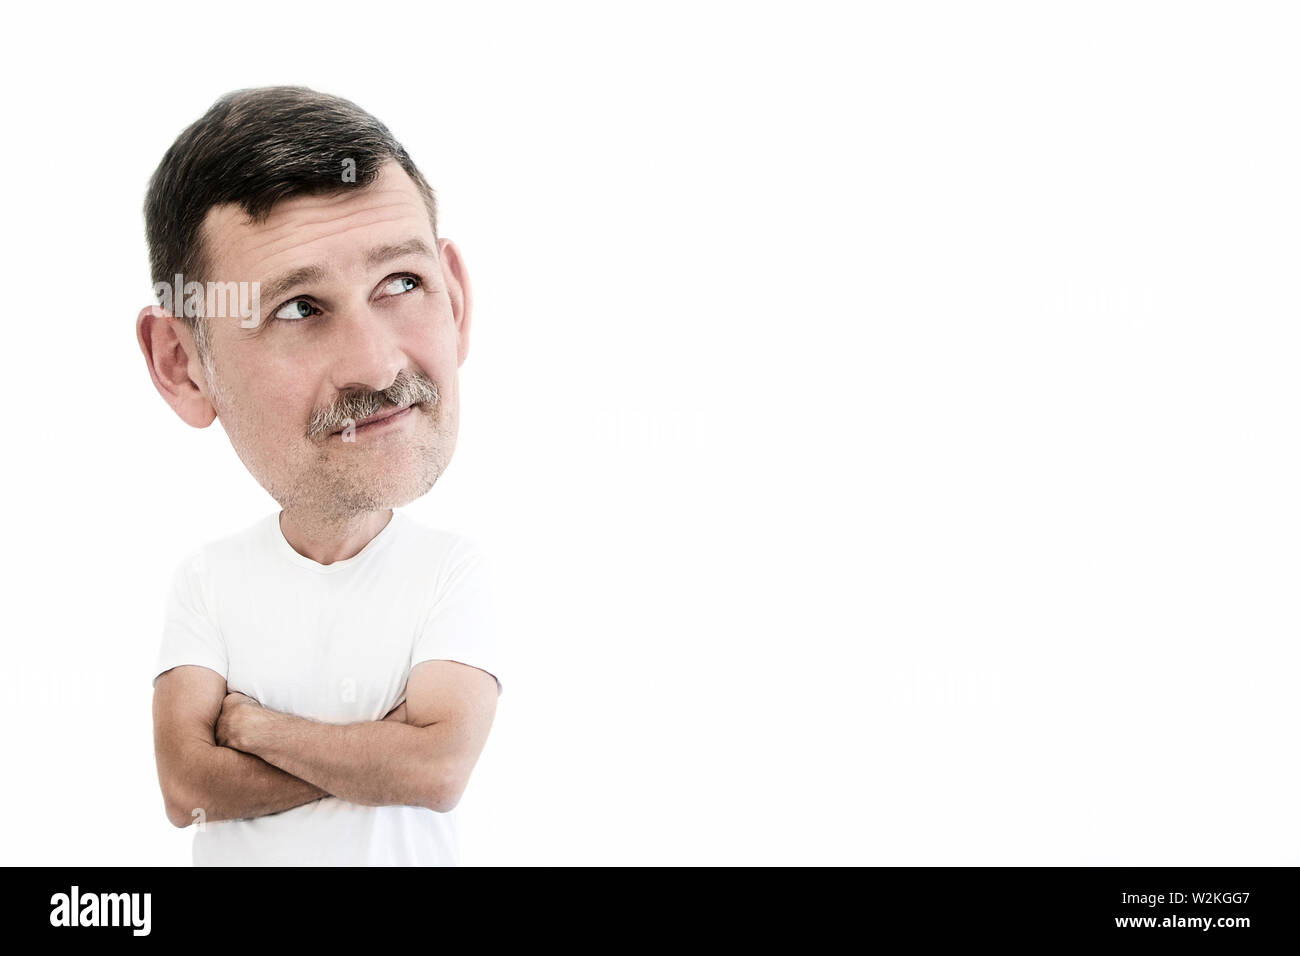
[136,305,218,427]
[437,238,472,367]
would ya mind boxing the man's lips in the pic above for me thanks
[331,403,415,435]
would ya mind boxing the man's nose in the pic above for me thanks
[327,300,407,396]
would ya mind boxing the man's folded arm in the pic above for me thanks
[152,664,329,827]
[234,659,499,813]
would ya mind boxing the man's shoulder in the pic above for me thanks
[390,513,493,594]
[173,512,276,577]
[393,511,485,559]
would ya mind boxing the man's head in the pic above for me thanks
[136,86,471,523]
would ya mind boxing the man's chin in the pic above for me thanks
[304,462,447,515]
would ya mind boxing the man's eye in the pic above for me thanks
[383,275,422,296]
[274,299,318,321]
[270,276,419,322]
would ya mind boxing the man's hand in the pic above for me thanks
[154,666,331,826]
[215,690,263,751]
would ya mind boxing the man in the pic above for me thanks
[136,86,504,866]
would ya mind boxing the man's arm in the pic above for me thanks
[153,665,328,828]
[222,659,499,812]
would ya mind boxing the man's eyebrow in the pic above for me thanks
[261,264,330,307]
[259,239,438,307]
[365,237,438,268]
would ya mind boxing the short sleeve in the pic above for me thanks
[411,538,505,696]
[152,551,229,687]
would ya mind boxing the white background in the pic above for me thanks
[1,0,1298,865]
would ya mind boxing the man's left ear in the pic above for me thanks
[438,238,472,366]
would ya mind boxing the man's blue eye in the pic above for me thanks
[271,276,419,322]
[384,275,421,296]
[274,299,316,321]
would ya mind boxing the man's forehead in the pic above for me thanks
[200,165,434,281]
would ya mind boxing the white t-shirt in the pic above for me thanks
[151,508,504,866]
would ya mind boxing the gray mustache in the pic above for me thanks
[306,371,439,438]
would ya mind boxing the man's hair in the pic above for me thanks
[143,85,439,372]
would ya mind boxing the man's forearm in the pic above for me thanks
[172,742,329,826]
[234,709,442,810]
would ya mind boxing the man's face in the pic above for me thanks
[194,160,469,521]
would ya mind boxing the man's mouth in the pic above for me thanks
[331,402,416,436]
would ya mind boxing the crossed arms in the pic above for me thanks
[152,661,498,828]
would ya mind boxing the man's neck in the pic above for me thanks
[278,508,394,566]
